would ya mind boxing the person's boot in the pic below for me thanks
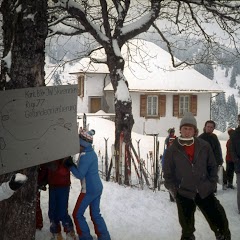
[50,232,64,240]
[216,236,231,240]
[227,184,234,189]
[216,230,231,240]
[66,230,77,240]
[222,184,227,190]
[181,234,195,240]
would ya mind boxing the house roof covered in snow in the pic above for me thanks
[71,39,223,93]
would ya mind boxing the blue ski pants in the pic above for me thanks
[48,186,74,233]
[73,192,110,240]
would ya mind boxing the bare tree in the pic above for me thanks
[48,0,240,181]
[48,0,161,181]
[0,0,48,239]
[151,0,240,67]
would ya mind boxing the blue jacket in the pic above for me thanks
[70,145,103,194]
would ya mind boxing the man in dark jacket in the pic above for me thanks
[230,114,240,214]
[198,120,227,190]
[163,112,231,240]
[198,120,223,166]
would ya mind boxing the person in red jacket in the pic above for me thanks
[47,158,76,240]
[225,128,235,189]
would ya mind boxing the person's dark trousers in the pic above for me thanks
[169,192,175,202]
[226,162,235,186]
[223,167,228,186]
[176,193,231,240]
[175,193,196,239]
[195,193,230,239]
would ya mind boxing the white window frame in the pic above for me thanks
[147,95,158,116]
[179,95,190,115]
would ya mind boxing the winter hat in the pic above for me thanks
[180,112,197,129]
[168,128,175,134]
[79,129,95,148]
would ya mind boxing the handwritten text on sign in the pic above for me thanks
[0,85,79,175]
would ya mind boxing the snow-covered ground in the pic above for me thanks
[35,117,240,240]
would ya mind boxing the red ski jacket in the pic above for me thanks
[47,159,71,187]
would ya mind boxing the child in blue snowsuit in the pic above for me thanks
[64,129,110,240]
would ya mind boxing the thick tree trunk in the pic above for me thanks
[107,55,134,183]
[0,1,48,239]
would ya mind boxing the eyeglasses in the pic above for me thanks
[178,137,194,146]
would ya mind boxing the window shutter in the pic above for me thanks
[140,95,147,117]
[81,76,84,97]
[191,95,197,116]
[173,95,179,117]
[159,95,166,117]
[78,75,84,97]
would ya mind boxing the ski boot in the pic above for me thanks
[66,230,77,240]
[50,232,64,240]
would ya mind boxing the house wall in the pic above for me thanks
[105,91,115,112]
[76,73,111,114]
[74,72,213,137]
[130,92,211,137]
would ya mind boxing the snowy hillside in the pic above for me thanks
[213,66,240,102]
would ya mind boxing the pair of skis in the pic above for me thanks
[107,131,140,186]
[106,131,161,190]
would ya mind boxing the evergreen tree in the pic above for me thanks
[211,93,227,132]
[211,100,217,122]
[230,66,237,88]
[194,63,214,80]
[227,94,238,128]
[53,71,62,86]
[225,68,229,77]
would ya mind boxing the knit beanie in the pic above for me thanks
[180,112,197,129]
[168,128,175,134]
[79,129,95,148]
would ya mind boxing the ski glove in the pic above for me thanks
[9,173,28,191]
[63,156,76,168]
